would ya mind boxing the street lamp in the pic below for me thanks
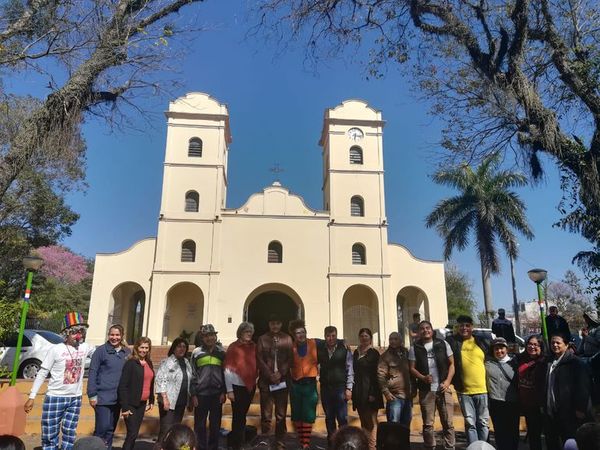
[509,253,521,336]
[528,268,548,343]
[10,254,43,386]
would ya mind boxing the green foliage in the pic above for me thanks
[445,265,476,324]
[546,270,595,333]
[0,296,21,341]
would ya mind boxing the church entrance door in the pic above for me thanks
[245,285,303,340]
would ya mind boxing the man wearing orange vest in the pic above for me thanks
[289,319,319,450]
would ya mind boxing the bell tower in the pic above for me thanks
[319,99,386,224]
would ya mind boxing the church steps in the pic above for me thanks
[8,380,528,437]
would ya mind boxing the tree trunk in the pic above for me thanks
[480,258,494,327]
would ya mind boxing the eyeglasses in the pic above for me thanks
[68,327,85,335]
[527,343,540,348]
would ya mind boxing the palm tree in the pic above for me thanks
[426,153,534,325]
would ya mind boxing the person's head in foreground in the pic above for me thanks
[466,441,496,450]
[162,424,197,450]
[73,436,105,450]
[576,422,600,450]
[0,435,25,450]
[331,426,369,450]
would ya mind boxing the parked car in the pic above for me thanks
[0,329,93,379]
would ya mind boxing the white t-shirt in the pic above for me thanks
[29,342,94,398]
[408,340,453,391]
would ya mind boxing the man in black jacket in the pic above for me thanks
[190,324,226,450]
[316,325,354,444]
[546,306,571,339]
[491,308,516,343]
[446,315,491,445]
[409,320,455,450]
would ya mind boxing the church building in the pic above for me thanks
[86,92,447,346]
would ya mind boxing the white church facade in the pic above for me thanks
[86,93,447,347]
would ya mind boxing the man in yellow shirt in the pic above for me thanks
[446,315,491,444]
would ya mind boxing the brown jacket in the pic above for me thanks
[256,331,293,389]
[377,346,411,399]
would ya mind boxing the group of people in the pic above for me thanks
[19,307,600,450]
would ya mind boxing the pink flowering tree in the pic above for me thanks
[36,245,90,284]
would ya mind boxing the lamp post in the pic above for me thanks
[10,255,43,386]
[509,254,521,335]
[528,268,548,343]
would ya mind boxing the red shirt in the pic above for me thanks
[140,361,153,401]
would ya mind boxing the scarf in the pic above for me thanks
[224,339,257,391]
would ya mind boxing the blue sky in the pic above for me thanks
[8,1,593,315]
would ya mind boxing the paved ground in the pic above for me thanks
[21,430,532,449]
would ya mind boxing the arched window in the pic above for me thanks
[188,138,203,157]
[185,191,199,212]
[268,241,283,263]
[349,146,363,164]
[352,243,366,265]
[350,196,364,217]
[181,240,196,262]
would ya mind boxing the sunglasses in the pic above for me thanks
[68,327,86,335]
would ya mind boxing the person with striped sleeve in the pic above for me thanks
[24,312,95,450]
[190,324,226,450]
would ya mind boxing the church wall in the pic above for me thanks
[387,244,447,331]
[153,221,215,272]
[87,238,156,345]
[214,214,331,343]
[159,166,221,219]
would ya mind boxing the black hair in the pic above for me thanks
[167,337,189,357]
[0,436,25,450]
[289,319,306,335]
[358,328,373,338]
[576,423,600,450]
[331,426,369,450]
[161,424,196,450]
[324,325,337,335]
[418,320,433,328]
[456,315,473,324]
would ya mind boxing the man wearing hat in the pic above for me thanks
[24,312,95,450]
[190,324,226,450]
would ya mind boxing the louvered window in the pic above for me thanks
[188,138,203,157]
[181,240,196,262]
[350,196,364,217]
[352,244,366,265]
[268,241,282,263]
[185,191,199,212]
[349,146,363,164]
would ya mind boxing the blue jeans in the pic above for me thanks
[93,404,120,450]
[458,393,489,444]
[320,386,348,438]
[386,395,412,426]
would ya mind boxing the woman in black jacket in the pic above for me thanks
[352,328,383,450]
[543,333,592,450]
[118,337,155,450]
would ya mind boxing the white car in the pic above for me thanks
[0,329,93,379]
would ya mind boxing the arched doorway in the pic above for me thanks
[397,286,429,344]
[109,282,145,344]
[245,284,303,340]
[342,285,380,346]
[164,282,204,345]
